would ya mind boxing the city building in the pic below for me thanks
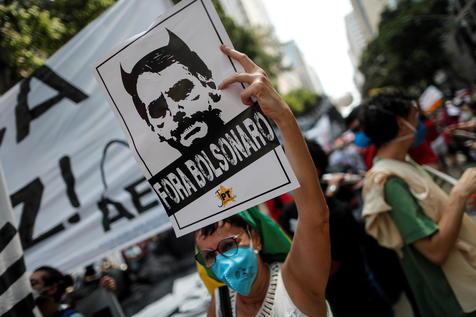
[277,40,324,95]
[219,0,325,95]
[345,0,393,89]
[218,0,273,29]
[218,0,250,26]
[345,11,368,89]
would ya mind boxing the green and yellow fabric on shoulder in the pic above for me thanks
[240,207,291,263]
[196,206,292,293]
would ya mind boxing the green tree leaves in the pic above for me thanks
[0,0,115,93]
[1,0,283,94]
[284,89,321,115]
[359,0,450,95]
[172,0,283,80]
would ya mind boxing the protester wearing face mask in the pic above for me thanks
[351,104,440,170]
[359,91,476,317]
[194,46,332,316]
[30,266,84,317]
[445,101,476,163]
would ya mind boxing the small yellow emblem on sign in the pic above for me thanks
[215,185,236,208]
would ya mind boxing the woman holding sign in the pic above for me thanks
[194,46,332,317]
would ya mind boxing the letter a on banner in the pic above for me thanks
[95,0,299,236]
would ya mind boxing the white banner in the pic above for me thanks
[0,0,173,272]
[95,0,299,236]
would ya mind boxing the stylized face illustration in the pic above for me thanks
[136,62,217,148]
[121,30,223,154]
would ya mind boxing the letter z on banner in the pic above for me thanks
[95,0,299,236]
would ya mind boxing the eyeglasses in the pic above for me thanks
[195,232,247,268]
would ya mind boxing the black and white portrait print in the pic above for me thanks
[120,30,224,154]
[96,0,299,236]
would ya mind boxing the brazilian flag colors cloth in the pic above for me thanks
[196,207,291,293]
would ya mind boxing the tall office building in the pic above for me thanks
[345,11,367,70]
[218,0,278,56]
[240,0,274,28]
[219,0,325,95]
[219,0,250,26]
[345,0,392,89]
[219,0,273,29]
[351,0,389,39]
[277,41,324,95]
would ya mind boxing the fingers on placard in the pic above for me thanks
[219,73,254,90]
[240,86,257,106]
[220,45,256,72]
[240,84,262,106]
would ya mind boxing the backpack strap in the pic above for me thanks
[217,286,233,317]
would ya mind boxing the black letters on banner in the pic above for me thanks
[15,65,88,143]
[59,156,81,208]
[10,178,44,248]
[124,177,159,214]
[11,152,159,247]
[0,127,6,147]
[97,198,135,232]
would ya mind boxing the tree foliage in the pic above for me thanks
[0,0,282,94]
[283,88,321,115]
[172,0,283,80]
[359,0,450,95]
[0,0,116,93]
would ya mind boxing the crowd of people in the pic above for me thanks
[192,47,476,317]
[29,48,476,317]
[29,230,197,317]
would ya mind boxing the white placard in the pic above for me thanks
[95,0,299,236]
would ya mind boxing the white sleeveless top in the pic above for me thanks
[215,263,333,317]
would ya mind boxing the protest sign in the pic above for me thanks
[95,0,299,236]
[0,0,172,271]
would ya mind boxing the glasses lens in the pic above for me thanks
[197,250,216,268]
[218,237,239,257]
[201,251,215,268]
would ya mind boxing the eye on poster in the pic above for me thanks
[95,0,299,236]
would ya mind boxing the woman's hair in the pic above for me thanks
[305,139,328,176]
[196,215,251,238]
[359,90,414,147]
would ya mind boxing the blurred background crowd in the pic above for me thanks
[30,85,476,317]
[2,0,476,316]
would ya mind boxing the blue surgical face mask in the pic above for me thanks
[354,131,372,148]
[393,118,426,147]
[211,240,258,295]
[413,120,426,147]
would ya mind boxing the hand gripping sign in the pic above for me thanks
[95,0,298,236]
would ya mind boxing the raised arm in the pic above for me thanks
[219,45,330,316]
[414,167,476,265]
